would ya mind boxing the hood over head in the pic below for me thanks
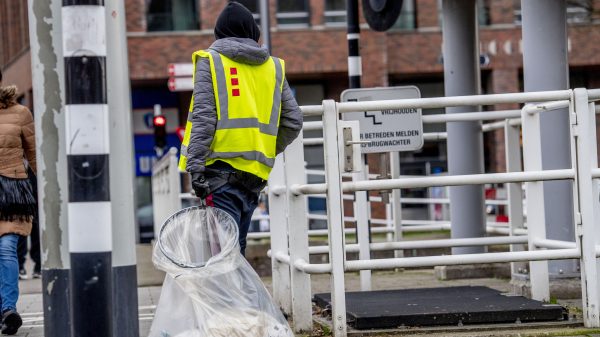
[209,37,270,65]
[214,2,260,43]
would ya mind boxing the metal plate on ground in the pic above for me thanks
[313,286,567,330]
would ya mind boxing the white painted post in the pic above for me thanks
[505,121,526,279]
[573,89,600,327]
[391,152,403,259]
[151,148,182,236]
[521,104,550,301]
[285,135,313,332]
[267,156,292,315]
[353,162,371,290]
[323,100,348,336]
[385,203,393,243]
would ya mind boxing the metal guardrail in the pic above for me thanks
[151,89,600,335]
[266,89,600,335]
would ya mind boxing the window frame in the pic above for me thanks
[324,0,346,27]
[145,0,200,33]
[276,0,311,28]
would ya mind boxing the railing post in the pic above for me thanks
[521,103,550,301]
[573,89,600,327]
[168,149,181,209]
[504,121,527,280]
[284,134,313,332]
[267,156,292,315]
[151,148,181,236]
[323,99,348,336]
[390,152,403,259]
[353,165,371,290]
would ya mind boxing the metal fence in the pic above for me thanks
[267,88,600,336]
[150,88,600,336]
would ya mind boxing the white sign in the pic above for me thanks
[168,63,194,77]
[341,86,423,153]
[168,77,193,92]
[168,63,194,92]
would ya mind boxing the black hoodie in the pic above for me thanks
[214,2,261,42]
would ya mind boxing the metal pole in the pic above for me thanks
[285,135,312,332]
[391,153,403,259]
[347,0,372,289]
[346,0,361,88]
[505,122,527,280]
[28,1,71,336]
[259,0,271,53]
[105,1,139,336]
[267,157,292,314]
[323,100,348,337]
[441,0,486,254]
[572,91,600,327]
[61,1,113,336]
[521,103,550,301]
[521,0,576,276]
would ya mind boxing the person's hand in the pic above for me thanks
[191,173,211,199]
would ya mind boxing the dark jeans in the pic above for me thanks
[209,183,259,256]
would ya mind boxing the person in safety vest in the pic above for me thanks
[179,1,303,256]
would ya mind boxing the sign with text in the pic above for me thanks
[341,86,423,153]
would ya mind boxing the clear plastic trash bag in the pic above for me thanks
[149,206,294,337]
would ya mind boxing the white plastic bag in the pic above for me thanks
[149,206,293,337]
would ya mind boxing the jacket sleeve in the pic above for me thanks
[276,79,303,154]
[186,57,217,174]
[21,106,37,173]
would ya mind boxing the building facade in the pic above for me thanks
[2,0,600,236]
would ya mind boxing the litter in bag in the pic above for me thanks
[149,206,293,337]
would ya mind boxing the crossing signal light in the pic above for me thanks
[363,0,403,32]
[153,115,167,149]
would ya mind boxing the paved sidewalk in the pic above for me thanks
[15,287,162,337]
[9,246,592,337]
[11,268,592,337]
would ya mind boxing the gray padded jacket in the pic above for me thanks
[186,37,303,183]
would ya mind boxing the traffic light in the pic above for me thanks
[153,115,167,149]
[363,0,403,32]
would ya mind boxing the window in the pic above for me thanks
[392,0,416,30]
[277,0,310,27]
[325,0,346,26]
[477,0,490,26]
[566,0,591,23]
[514,0,591,25]
[236,0,261,25]
[146,0,199,32]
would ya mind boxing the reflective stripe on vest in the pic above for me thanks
[179,49,285,180]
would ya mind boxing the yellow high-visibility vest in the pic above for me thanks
[179,49,285,180]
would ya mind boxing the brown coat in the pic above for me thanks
[0,85,36,236]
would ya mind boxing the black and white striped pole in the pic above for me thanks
[347,0,362,89]
[62,1,113,336]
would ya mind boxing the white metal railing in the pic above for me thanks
[149,89,600,335]
[173,167,511,242]
[267,89,600,336]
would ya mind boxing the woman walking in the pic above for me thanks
[0,70,36,335]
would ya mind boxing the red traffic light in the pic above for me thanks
[153,115,166,127]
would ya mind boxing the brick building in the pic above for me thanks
[2,0,600,235]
